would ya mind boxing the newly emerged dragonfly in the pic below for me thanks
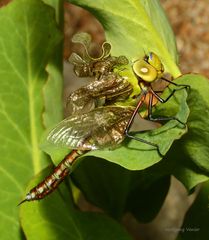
[19,41,189,204]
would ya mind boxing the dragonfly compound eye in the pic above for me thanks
[133,59,158,82]
[147,52,164,75]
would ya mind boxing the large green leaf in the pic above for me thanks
[139,0,178,63]
[165,74,209,190]
[0,0,62,239]
[42,0,64,128]
[69,0,180,76]
[72,157,170,221]
[43,53,64,128]
[126,175,170,222]
[177,180,209,240]
[20,167,133,240]
[177,75,209,173]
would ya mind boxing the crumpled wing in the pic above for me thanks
[66,73,132,115]
[71,32,111,61]
[66,87,97,116]
[47,106,134,150]
[68,52,86,65]
[71,32,91,52]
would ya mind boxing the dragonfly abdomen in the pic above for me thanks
[19,150,85,205]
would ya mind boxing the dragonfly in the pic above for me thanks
[19,43,189,204]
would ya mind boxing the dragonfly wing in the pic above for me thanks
[100,42,111,59]
[66,76,114,115]
[47,106,134,150]
[72,32,91,50]
[66,73,132,115]
[67,87,96,115]
[68,52,86,65]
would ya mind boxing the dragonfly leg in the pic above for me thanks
[148,90,186,126]
[124,94,163,157]
[161,77,190,91]
[153,77,190,103]
[149,76,190,106]
[151,85,188,104]
[125,131,164,157]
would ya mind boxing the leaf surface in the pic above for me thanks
[20,167,133,240]
[166,74,209,190]
[0,0,62,239]
[72,157,170,221]
[42,0,64,128]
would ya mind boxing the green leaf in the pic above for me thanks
[69,0,180,76]
[165,74,209,190]
[126,175,170,222]
[42,0,64,128]
[72,157,170,221]
[43,54,64,128]
[177,180,209,240]
[179,74,209,172]
[173,155,209,191]
[73,158,136,219]
[42,0,64,126]
[139,0,178,63]
[20,168,133,240]
[0,0,62,239]
[43,0,64,27]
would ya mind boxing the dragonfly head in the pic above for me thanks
[132,52,164,83]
